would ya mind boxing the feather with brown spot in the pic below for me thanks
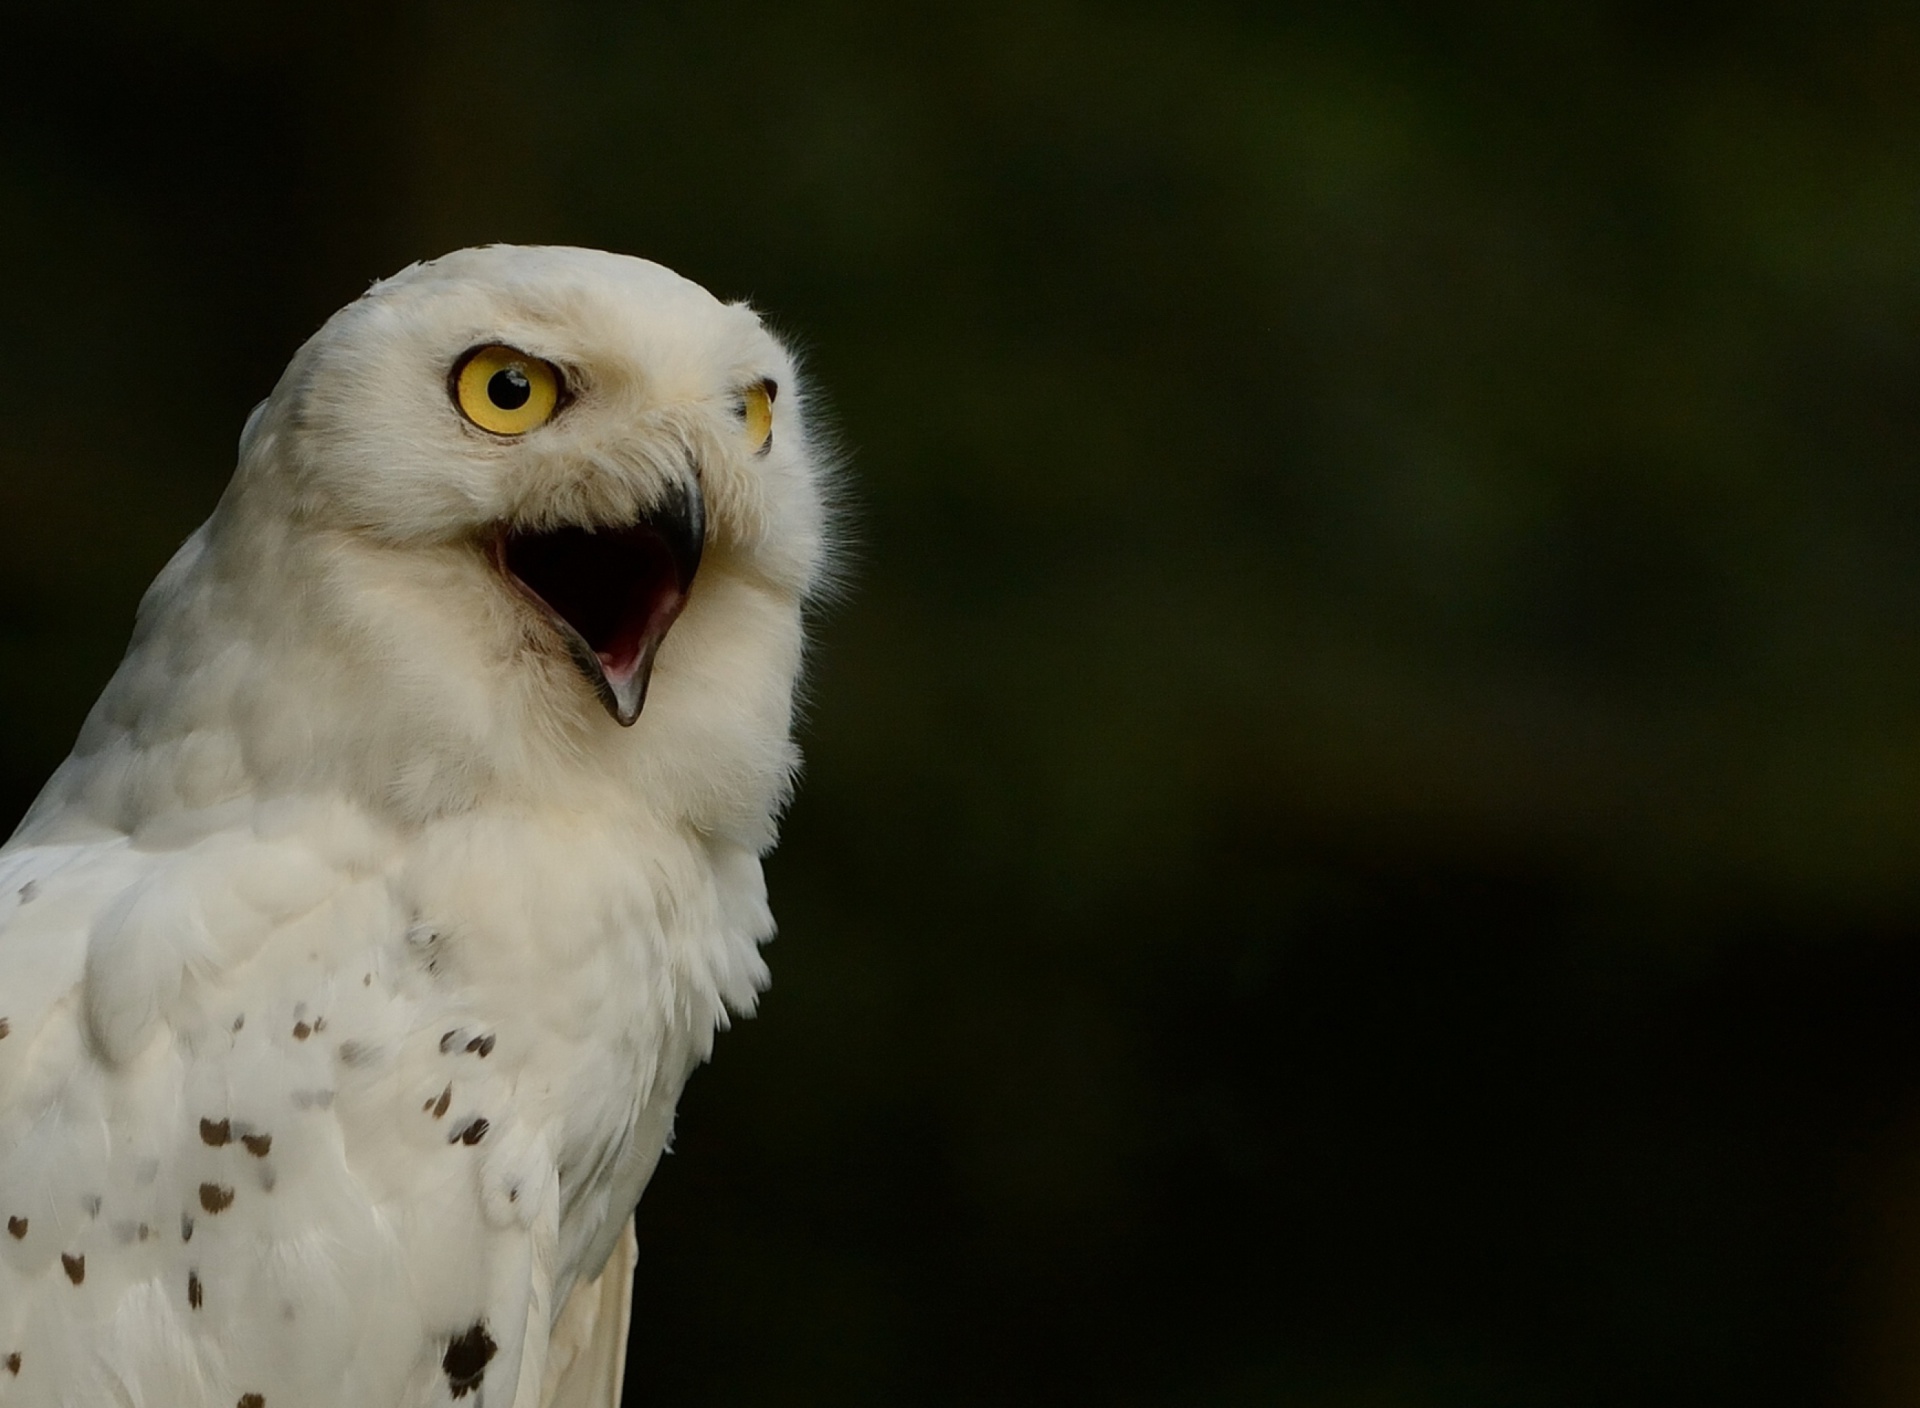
[442,1321,497,1399]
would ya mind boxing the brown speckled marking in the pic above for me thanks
[291,1021,312,1041]
[60,1253,83,1285]
[81,1195,101,1218]
[238,1394,264,1408]
[452,1118,489,1147]
[232,1014,245,1032]
[430,1084,452,1120]
[200,1118,232,1147]
[363,973,372,986]
[181,1213,195,1242]
[199,1184,235,1214]
[0,1018,10,1040]
[4,1352,18,1375]
[442,1321,497,1399]
[312,1016,325,1033]
[465,1035,495,1058]
[439,1030,460,1053]
[6,1217,24,1239]
[241,1133,272,1158]
[188,1270,203,1309]
[138,1223,150,1241]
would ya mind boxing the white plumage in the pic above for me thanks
[0,246,831,1407]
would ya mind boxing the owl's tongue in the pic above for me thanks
[496,483,705,725]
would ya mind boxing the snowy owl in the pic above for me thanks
[0,246,833,1406]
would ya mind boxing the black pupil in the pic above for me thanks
[488,366,532,410]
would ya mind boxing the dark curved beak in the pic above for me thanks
[494,478,705,726]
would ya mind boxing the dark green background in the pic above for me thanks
[7,3,1920,1402]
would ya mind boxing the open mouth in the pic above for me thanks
[492,482,705,725]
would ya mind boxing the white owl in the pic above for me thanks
[0,246,833,1406]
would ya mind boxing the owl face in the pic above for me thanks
[239,246,828,727]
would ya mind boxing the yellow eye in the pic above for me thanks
[742,378,776,455]
[452,345,562,435]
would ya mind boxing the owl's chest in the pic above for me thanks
[372,812,733,1240]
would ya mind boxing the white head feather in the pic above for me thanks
[20,244,832,844]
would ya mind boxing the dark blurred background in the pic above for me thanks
[6,2,1920,1402]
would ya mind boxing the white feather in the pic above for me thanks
[0,246,831,1406]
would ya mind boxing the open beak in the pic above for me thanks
[491,480,705,725]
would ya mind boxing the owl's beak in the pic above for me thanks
[493,479,706,725]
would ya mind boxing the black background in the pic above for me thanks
[7,3,1920,1402]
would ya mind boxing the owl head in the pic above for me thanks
[244,245,832,728]
[40,247,837,839]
